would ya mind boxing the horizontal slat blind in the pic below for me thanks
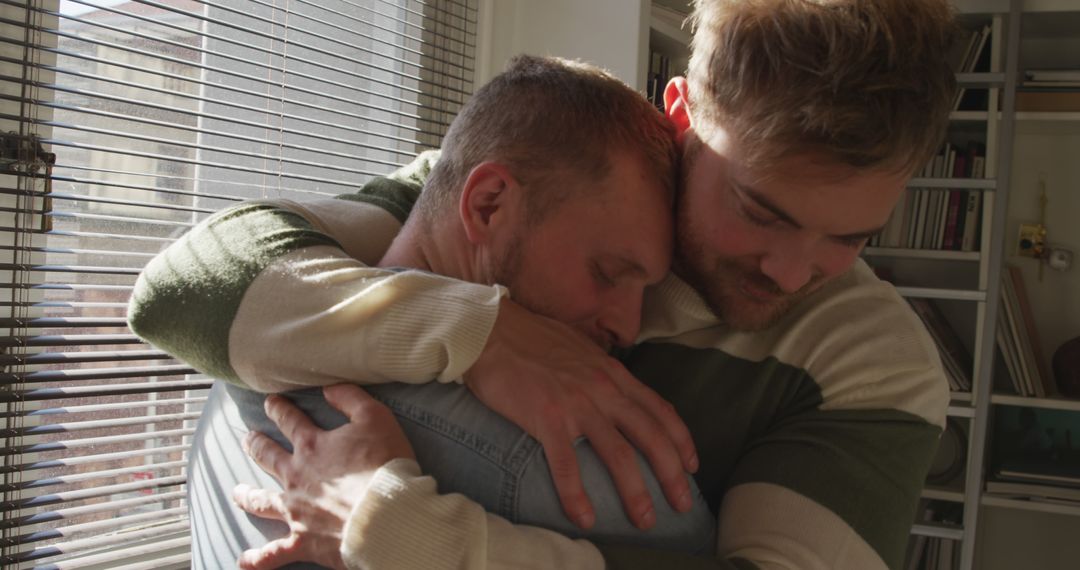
[1,0,476,567]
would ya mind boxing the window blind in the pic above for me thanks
[0,0,476,566]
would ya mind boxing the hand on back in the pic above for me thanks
[464,298,699,530]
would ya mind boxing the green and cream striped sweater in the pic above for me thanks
[128,153,948,570]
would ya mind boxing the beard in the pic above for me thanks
[490,229,531,315]
[673,236,813,331]
[672,138,819,332]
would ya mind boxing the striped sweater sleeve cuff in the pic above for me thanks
[341,458,487,570]
[341,459,605,570]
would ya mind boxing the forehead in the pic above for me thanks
[692,126,909,230]
[541,157,673,279]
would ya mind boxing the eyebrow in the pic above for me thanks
[604,255,649,279]
[740,185,886,241]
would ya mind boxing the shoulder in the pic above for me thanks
[768,260,949,427]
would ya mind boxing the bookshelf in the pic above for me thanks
[865,2,1080,570]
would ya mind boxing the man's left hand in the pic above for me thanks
[231,384,415,570]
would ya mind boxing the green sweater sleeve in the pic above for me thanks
[127,202,340,383]
[127,150,506,391]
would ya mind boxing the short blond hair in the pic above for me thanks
[418,55,677,224]
[687,0,958,174]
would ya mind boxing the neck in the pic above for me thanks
[377,217,483,283]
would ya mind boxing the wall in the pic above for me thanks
[974,505,1080,569]
[475,0,649,89]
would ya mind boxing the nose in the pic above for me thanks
[595,286,644,348]
[759,237,815,294]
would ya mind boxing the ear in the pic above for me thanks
[664,76,693,142]
[459,162,522,245]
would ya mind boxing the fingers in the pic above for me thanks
[264,394,318,451]
[609,410,693,514]
[232,484,287,522]
[578,416,657,530]
[606,359,699,474]
[243,430,292,483]
[592,361,695,514]
[237,535,307,570]
[322,383,381,422]
[534,420,595,530]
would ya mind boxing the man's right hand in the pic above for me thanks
[463,298,699,531]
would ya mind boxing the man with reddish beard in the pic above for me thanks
[132,0,960,569]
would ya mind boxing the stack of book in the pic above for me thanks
[995,265,1053,397]
[905,503,964,570]
[909,299,973,392]
[1018,69,1080,112]
[868,141,985,251]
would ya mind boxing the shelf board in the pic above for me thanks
[951,110,990,121]
[863,247,981,261]
[907,177,997,190]
[951,391,974,402]
[982,494,1080,517]
[911,521,964,540]
[991,394,1080,412]
[895,286,986,302]
[947,404,976,418]
[955,72,1005,87]
[922,486,966,503]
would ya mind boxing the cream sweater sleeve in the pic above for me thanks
[227,198,509,392]
[341,459,605,570]
[128,195,506,393]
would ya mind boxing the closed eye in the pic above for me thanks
[835,235,868,248]
[591,262,616,287]
[741,204,782,227]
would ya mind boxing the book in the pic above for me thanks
[1022,80,1080,89]
[986,480,1080,502]
[996,317,1027,395]
[999,273,1037,396]
[999,266,1047,397]
[942,191,963,250]
[959,151,984,252]
[923,189,942,249]
[1016,90,1080,112]
[906,534,929,570]
[953,25,992,110]
[911,189,928,249]
[959,191,981,251]
[1007,265,1053,395]
[1024,69,1080,82]
[910,298,973,391]
[938,538,956,570]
